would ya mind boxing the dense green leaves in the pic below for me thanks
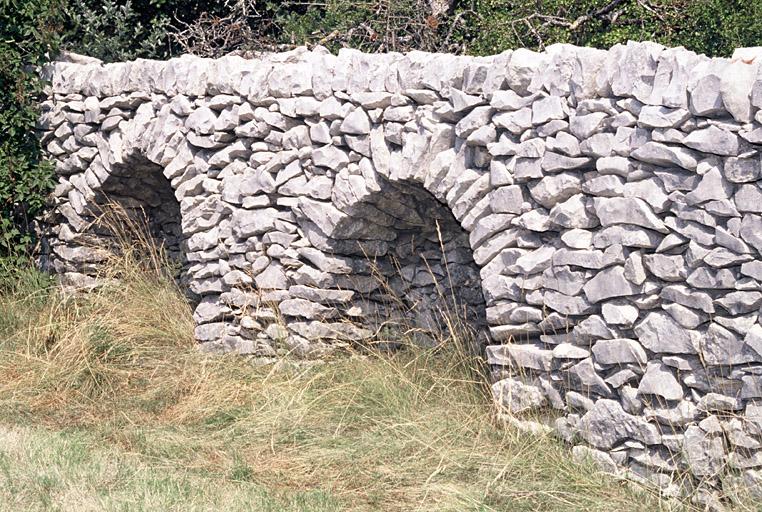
[0,0,61,260]
[458,0,762,57]
[263,0,455,54]
[63,0,172,62]
[54,0,762,62]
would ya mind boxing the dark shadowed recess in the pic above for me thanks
[322,176,488,349]
[92,156,187,282]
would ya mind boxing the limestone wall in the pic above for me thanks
[39,42,762,493]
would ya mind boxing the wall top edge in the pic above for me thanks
[54,42,762,68]
[43,42,762,124]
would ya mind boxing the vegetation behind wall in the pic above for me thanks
[0,0,61,266]
[461,0,762,58]
[59,0,762,61]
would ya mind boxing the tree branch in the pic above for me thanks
[568,0,631,30]
[511,0,634,40]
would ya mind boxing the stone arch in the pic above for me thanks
[43,108,187,290]
[93,154,185,266]
[294,158,488,346]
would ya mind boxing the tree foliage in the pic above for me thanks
[54,0,762,62]
[458,0,762,57]
[64,0,173,62]
[0,0,62,260]
[260,0,463,54]
[59,0,465,60]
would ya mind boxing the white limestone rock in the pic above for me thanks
[720,60,759,122]
[595,155,633,176]
[455,105,493,138]
[583,266,643,304]
[491,377,547,415]
[531,95,566,125]
[592,338,647,365]
[567,357,611,397]
[231,207,278,237]
[630,142,698,171]
[683,426,726,477]
[512,246,555,275]
[607,41,664,103]
[312,144,350,170]
[578,399,661,450]
[487,343,553,372]
[489,185,524,214]
[715,291,762,316]
[637,362,684,401]
[593,197,668,233]
[660,285,714,313]
[528,172,582,209]
[637,105,690,128]
[339,107,370,134]
[549,193,598,229]
[725,156,762,183]
[683,125,740,156]
[685,166,733,205]
[186,106,217,134]
[703,322,760,366]
[543,290,594,316]
[601,302,639,327]
[561,229,592,249]
[582,175,624,197]
[255,263,289,290]
[689,62,727,116]
[492,108,532,134]
[735,184,762,214]
[642,254,687,282]
[449,88,486,113]
[490,89,534,111]
[634,311,698,354]
[542,265,586,296]
[593,225,663,249]
[507,48,546,95]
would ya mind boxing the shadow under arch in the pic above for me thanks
[295,162,489,350]
[46,146,187,292]
[96,154,185,264]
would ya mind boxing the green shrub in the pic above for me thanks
[267,0,454,53]
[0,0,62,263]
[61,0,272,61]
[57,0,762,62]
[457,0,762,57]
[63,0,172,62]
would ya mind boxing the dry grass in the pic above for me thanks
[0,206,713,511]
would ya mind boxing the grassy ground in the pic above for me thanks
[0,242,700,511]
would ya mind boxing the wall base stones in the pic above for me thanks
[40,42,762,497]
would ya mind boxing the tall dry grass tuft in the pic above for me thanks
[0,202,196,421]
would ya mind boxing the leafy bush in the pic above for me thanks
[61,0,273,61]
[457,0,762,57]
[58,0,762,62]
[0,0,62,263]
[63,0,172,62]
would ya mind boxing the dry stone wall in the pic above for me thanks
[39,41,762,493]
